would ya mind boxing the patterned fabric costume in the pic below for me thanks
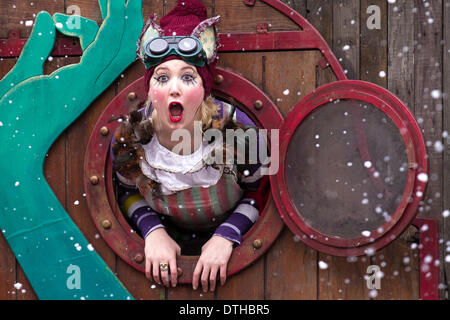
[113,100,268,245]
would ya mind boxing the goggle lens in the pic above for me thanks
[149,38,169,55]
[178,37,198,54]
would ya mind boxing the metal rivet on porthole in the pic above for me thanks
[90,175,99,185]
[100,126,109,136]
[254,100,263,110]
[214,74,224,84]
[127,92,137,101]
[253,239,263,249]
[102,219,112,230]
[134,253,144,264]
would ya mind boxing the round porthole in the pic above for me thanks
[84,68,285,283]
[271,80,428,256]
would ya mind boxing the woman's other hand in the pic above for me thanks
[144,228,181,287]
[192,235,234,292]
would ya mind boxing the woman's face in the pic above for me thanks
[148,59,205,132]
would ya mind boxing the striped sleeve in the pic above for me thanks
[119,187,165,239]
[213,197,259,245]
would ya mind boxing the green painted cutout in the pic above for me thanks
[0,0,143,300]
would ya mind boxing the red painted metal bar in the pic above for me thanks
[0,30,82,58]
[2,30,331,58]
[0,30,26,57]
[218,31,326,52]
[412,217,440,300]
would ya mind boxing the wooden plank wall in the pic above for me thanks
[0,0,448,300]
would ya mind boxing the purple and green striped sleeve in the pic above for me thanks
[119,191,165,239]
[213,197,260,245]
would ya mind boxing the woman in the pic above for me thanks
[112,0,267,293]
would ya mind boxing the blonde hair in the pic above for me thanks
[151,95,218,132]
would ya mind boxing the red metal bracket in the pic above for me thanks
[2,30,327,56]
[243,0,256,6]
[412,217,440,300]
[318,57,330,69]
[257,23,269,34]
[0,30,26,57]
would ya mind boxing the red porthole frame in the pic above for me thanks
[271,80,428,257]
[84,68,287,283]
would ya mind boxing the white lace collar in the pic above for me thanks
[141,135,219,174]
[139,135,226,194]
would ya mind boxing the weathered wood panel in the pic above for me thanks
[214,0,300,33]
[307,1,336,94]
[360,0,387,88]
[281,0,307,18]
[413,0,445,298]
[388,0,415,110]
[372,233,420,300]
[264,51,319,116]
[0,1,64,39]
[333,0,360,80]
[265,228,317,299]
[0,0,448,300]
[443,0,450,300]
[0,228,16,299]
[385,0,422,300]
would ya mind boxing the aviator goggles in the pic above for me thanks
[143,36,207,69]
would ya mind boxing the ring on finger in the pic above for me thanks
[159,262,169,272]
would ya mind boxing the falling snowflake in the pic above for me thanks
[443,210,450,218]
[431,90,441,99]
[417,173,428,182]
[434,141,443,153]
[362,230,371,237]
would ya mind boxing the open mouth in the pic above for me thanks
[169,102,183,123]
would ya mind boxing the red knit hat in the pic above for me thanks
[141,0,219,97]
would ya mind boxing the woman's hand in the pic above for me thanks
[144,228,181,288]
[192,235,234,292]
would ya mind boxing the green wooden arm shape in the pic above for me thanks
[0,0,143,300]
